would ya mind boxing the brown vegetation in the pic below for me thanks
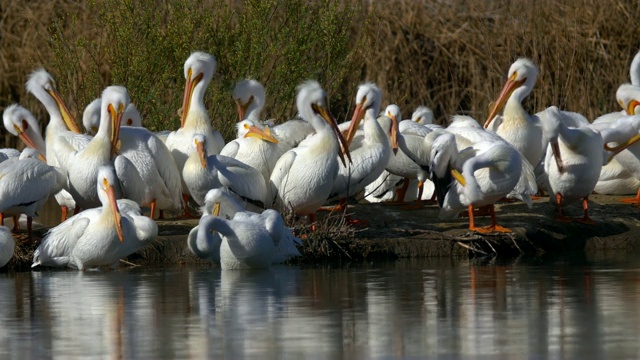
[0,0,639,147]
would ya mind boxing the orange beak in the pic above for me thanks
[14,123,46,161]
[484,74,526,129]
[345,101,365,146]
[108,104,124,159]
[605,133,640,163]
[105,178,124,242]
[180,69,204,128]
[313,103,352,166]
[626,100,640,115]
[47,88,82,134]
[196,139,207,168]
[550,141,563,173]
[245,125,278,143]
[235,95,254,122]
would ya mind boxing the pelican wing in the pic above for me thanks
[507,155,537,208]
[269,151,297,205]
[0,160,65,212]
[51,132,91,170]
[220,140,240,158]
[114,155,145,203]
[32,215,92,267]
[142,131,184,210]
[213,155,268,207]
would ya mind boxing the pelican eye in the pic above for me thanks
[244,123,250,129]
[102,178,109,188]
[126,119,133,126]
[22,119,29,130]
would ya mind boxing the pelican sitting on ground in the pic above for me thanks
[327,83,392,209]
[484,58,544,169]
[0,226,14,268]
[430,132,526,233]
[183,134,268,208]
[33,166,157,270]
[541,107,604,223]
[0,148,65,238]
[55,86,129,210]
[27,68,89,220]
[270,81,351,224]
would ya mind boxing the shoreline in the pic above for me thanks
[4,194,640,271]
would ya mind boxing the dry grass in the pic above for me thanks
[1,0,639,142]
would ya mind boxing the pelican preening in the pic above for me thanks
[188,188,301,269]
[541,107,604,223]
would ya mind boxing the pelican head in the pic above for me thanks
[616,84,640,115]
[429,132,458,179]
[233,79,266,121]
[382,104,401,155]
[181,51,216,128]
[82,98,102,135]
[192,133,208,168]
[201,188,243,218]
[2,104,46,156]
[123,103,142,127]
[26,68,81,133]
[236,119,278,143]
[484,58,539,128]
[97,166,124,242]
[296,80,352,166]
[100,86,130,159]
[346,82,383,146]
[411,106,434,125]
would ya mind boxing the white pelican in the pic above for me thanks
[83,97,184,218]
[327,83,392,209]
[0,148,65,238]
[33,166,157,270]
[183,134,268,208]
[411,106,435,125]
[197,208,300,270]
[269,80,351,223]
[190,189,301,267]
[540,107,603,223]
[430,132,527,233]
[382,104,433,205]
[599,110,640,204]
[220,119,283,197]
[233,79,267,121]
[55,86,129,210]
[2,104,47,155]
[26,68,90,219]
[484,58,544,169]
[166,52,225,177]
[631,49,640,87]
[0,226,14,268]
[233,78,314,152]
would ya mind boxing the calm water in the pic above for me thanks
[2,254,640,359]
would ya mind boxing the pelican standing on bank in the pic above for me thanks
[55,86,129,210]
[166,52,224,174]
[541,107,603,223]
[327,83,392,208]
[270,81,351,223]
[484,58,544,168]
[430,132,526,233]
[26,68,89,220]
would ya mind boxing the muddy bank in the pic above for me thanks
[5,194,640,271]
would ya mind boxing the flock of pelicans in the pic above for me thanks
[1,49,640,271]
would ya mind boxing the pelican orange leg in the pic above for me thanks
[578,196,597,224]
